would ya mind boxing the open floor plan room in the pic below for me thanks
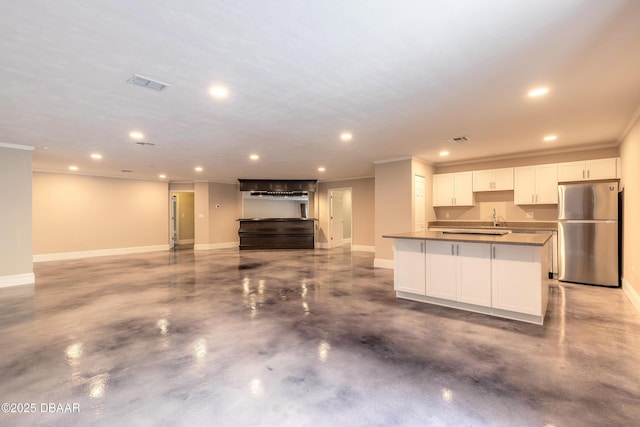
[1,247,638,426]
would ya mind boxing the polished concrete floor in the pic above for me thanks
[1,246,639,426]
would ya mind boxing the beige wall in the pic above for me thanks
[317,178,375,247]
[33,172,169,254]
[375,159,412,261]
[619,116,640,301]
[194,182,210,246]
[435,192,559,223]
[0,145,33,280]
[208,182,241,244]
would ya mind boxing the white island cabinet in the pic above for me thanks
[387,231,551,325]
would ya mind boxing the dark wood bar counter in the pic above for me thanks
[238,218,316,250]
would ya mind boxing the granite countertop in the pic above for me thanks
[383,230,552,246]
[428,221,557,231]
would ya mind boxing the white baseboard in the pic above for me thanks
[0,272,35,288]
[315,242,330,249]
[33,245,170,262]
[374,258,394,269]
[351,245,375,253]
[177,239,195,244]
[622,278,640,314]
[344,238,352,243]
[194,242,238,250]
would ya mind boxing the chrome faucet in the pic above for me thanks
[492,209,498,227]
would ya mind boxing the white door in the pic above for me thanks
[329,190,344,248]
[414,175,426,232]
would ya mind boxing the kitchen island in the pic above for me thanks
[238,218,316,250]
[383,230,552,324]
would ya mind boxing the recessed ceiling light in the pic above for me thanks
[439,150,450,157]
[195,166,203,172]
[318,167,326,172]
[543,135,557,141]
[209,84,229,100]
[340,132,353,142]
[528,87,549,97]
[69,165,79,171]
[249,154,259,160]
[159,174,167,179]
[129,131,144,140]
[90,153,102,160]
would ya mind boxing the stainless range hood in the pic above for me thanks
[238,179,317,195]
[248,190,308,198]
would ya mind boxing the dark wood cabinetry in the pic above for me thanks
[238,218,315,250]
[238,179,317,193]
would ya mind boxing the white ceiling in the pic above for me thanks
[2,0,640,182]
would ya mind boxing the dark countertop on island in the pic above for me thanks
[237,218,317,221]
[383,230,551,246]
[428,220,557,231]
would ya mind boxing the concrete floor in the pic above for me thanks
[1,246,639,426]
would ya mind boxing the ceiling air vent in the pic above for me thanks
[127,74,171,91]
[448,136,470,143]
[135,141,155,146]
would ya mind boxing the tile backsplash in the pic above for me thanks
[434,191,558,223]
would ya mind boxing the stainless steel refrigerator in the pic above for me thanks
[558,181,619,287]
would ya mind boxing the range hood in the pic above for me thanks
[238,179,317,195]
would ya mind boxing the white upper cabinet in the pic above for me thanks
[472,168,514,192]
[433,172,473,207]
[514,163,558,205]
[557,158,619,182]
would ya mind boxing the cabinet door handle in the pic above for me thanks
[587,170,590,178]
[583,170,585,179]
[493,246,496,259]
[532,194,534,203]
[421,242,424,253]
[451,244,454,256]
[456,245,459,256]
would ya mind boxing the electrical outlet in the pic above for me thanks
[526,212,534,219]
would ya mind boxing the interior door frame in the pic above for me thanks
[169,190,195,248]
[327,187,352,249]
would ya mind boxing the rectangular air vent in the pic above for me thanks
[135,141,155,146]
[127,74,171,91]
[448,136,470,143]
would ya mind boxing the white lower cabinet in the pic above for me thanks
[393,238,550,324]
[393,239,426,295]
[456,242,492,306]
[491,244,546,315]
[426,241,457,300]
[426,241,492,306]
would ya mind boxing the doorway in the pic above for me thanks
[170,192,195,249]
[328,188,352,249]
